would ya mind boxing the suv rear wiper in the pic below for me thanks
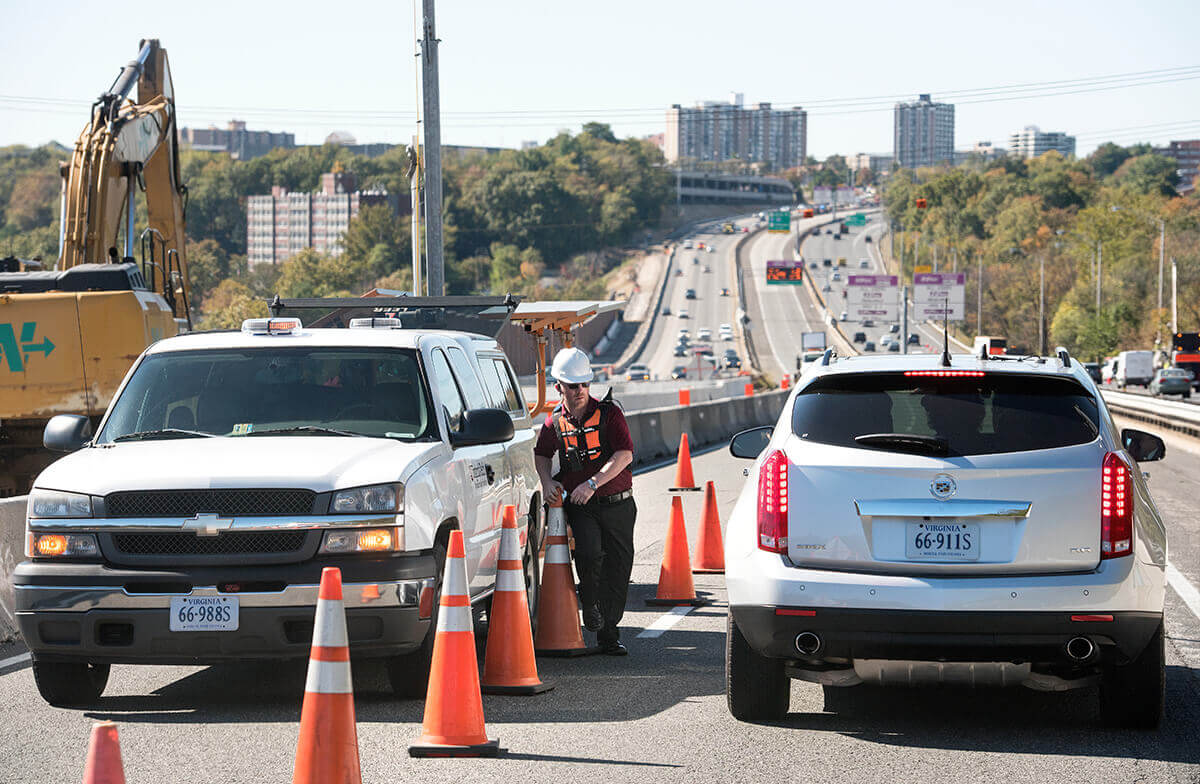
[854,433,949,456]
[241,426,364,438]
[113,428,218,442]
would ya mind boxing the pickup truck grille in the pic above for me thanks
[105,489,316,518]
[110,531,310,557]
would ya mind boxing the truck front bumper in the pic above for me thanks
[14,557,436,665]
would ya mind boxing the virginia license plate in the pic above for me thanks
[904,521,979,561]
[169,596,239,631]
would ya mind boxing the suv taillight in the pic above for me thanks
[757,450,789,553]
[1101,452,1133,559]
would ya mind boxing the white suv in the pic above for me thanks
[18,313,541,706]
[726,350,1167,727]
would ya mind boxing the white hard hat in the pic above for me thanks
[551,347,594,384]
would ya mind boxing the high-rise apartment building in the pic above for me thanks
[665,94,806,170]
[1008,126,1076,159]
[893,94,955,169]
[246,171,393,266]
[1154,140,1200,194]
[180,120,295,160]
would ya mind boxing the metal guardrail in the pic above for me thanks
[1101,390,1200,438]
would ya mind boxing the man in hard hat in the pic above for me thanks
[534,347,636,655]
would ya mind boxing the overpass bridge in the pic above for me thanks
[673,170,796,205]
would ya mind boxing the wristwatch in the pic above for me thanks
[587,478,598,491]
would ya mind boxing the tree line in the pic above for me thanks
[0,122,672,328]
[881,143,1198,361]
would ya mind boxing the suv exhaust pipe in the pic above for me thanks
[1064,636,1096,662]
[795,631,823,656]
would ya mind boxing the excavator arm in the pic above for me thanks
[58,39,191,325]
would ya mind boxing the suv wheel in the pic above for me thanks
[386,537,446,699]
[32,660,109,707]
[1099,622,1164,729]
[726,613,789,721]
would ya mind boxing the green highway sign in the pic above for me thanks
[767,211,790,233]
[846,213,866,226]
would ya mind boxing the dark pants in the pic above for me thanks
[566,496,637,645]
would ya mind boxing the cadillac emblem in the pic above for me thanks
[930,474,957,500]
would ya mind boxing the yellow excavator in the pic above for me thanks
[0,39,191,495]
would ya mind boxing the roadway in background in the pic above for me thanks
[1,443,1198,782]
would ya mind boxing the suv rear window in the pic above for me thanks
[791,372,1100,456]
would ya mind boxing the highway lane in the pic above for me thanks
[1,444,1199,783]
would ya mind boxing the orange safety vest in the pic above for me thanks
[554,404,609,473]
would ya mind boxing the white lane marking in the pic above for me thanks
[0,652,31,670]
[1167,562,1200,621]
[637,605,695,638]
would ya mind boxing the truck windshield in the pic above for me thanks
[791,372,1100,456]
[98,347,435,443]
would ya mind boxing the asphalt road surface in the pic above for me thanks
[2,437,1199,783]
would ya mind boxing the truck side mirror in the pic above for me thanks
[730,426,773,459]
[1122,428,1165,462]
[450,408,515,447]
[44,414,93,453]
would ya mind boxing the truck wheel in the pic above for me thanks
[726,613,789,721]
[32,660,109,707]
[1099,622,1164,729]
[386,537,446,699]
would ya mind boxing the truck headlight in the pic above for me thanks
[27,532,100,559]
[320,527,402,553]
[331,483,403,514]
[29,489,93,518]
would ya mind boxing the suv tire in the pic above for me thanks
[1099,621,1164,729]
[726,613,789,721]
[32,660,109,707]
[386,537,446,698]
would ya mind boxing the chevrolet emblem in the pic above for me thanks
[183,513,233,537]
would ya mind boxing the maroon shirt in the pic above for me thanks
[535,396,634,495]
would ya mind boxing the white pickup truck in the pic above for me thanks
[17,310,542,706]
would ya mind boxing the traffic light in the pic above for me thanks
[916,198,928,209]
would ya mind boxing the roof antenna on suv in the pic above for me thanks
[940,299,952,368]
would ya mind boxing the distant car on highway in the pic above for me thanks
[678,328,689,339]
[1083,362,1102,383]
[864,235,872,242]
[697,328,713,341]
[863,340,876,352]
[1149,368,1192,398]
[671,366,688,380]
[673,345,688,357]
[823,258,832,267]
[824,229,833,235]
[839,311,848,321]
[725,350,1168,727]
[662,306,671,316]
[908,333,920,345]
[720,288,731,297]
[685,289,697,300]
[863,319,875,327]
[684,240,693,249]
[707,246,716,254]
[887,341,900,352]
[703,265,712,273]
[679,309,689,319]
[809,262,818,269]
[832,272,841,282]
[626,363,650,381]
[889,324,900,334]
[821,283,832,293]
[724,353,742,370]
[853,331,867,343]
[859,258,870,268]
[693,256,700,265]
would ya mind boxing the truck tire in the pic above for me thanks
[32,660,109,707]
[726,613,789,721]
[386,537,446,699]
[1099,621,1164,729]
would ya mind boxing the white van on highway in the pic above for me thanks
[1115,350,1154,389]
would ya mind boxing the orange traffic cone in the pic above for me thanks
[692,481,725,574]
[82,721,125,784]
[483,506,553,695]
[293,567,361,784]
[646,496,708,606]
[409,530,501,757]
[669,432,700,491]
[534,495,597,657]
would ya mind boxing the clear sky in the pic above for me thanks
[2,0,1199,159]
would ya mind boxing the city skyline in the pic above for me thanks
[2,1,1199,159]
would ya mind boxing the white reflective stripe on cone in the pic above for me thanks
[546,507,566,537]
[312,598,349,647]
[545,544,572,565]
[436,605,474,633]
[304,659,353,694]
[499,528,522,560]
[496,568,525,592]
[442,555,468,595]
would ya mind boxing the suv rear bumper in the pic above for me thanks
[730,605,1163,666]
[14,556,436,665]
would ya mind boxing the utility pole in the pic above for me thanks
[406,137,422,295]
[977,253,983,335]
[933,244,938,273]
[1096,241,1102,310]
[902,285,909,355]
[1172,257,1178,334]
[1157,219,1166,346]
[419,0,444,296]
[1039,254,1046,356]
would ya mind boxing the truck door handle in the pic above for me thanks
[485,465,495,485]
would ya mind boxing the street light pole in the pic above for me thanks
[1039,254,1046,356]
[1172,257,1178,334]
[977,252,983,335]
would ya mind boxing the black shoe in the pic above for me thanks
[600,640,628,656]
[583,603,603,632]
